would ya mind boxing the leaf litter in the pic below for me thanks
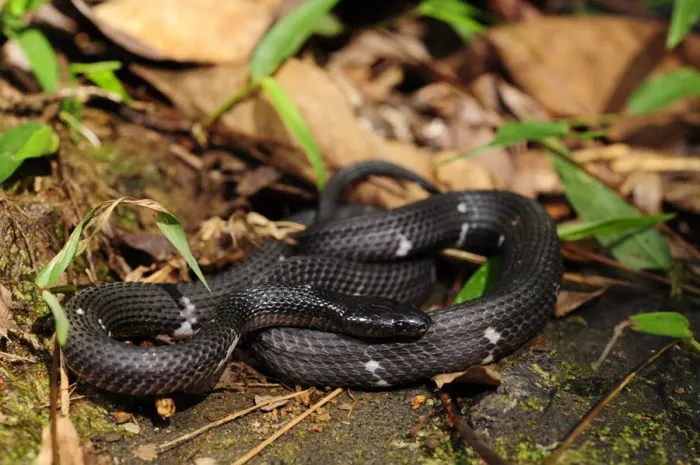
[0,1,699,464]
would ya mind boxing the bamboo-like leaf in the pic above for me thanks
[155,212,210,292]
[557,214,675,242]
[259,76,326,190]
[453,257,503,304]
[42,291,69,345]
[249,0,341,79]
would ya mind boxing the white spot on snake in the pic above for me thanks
[498,234,505,247]
[484,327,501,345]
[98,318,106,331]
[75,308,84,316]
[457,223,470,247]
[395,234,412,257]
[179,296,196,318]
[364,359,382,374]
[278,255,286,262]
[216,335,240,371]
[173,320,195,339]
[553,283,561,296]
[457,202,467,213]
[481,353,495,364]
[374,379,391,387]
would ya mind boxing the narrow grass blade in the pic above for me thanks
[557,214,675,242]
[439,121,570,166]
[249,0,341,79]
[667,0,700,49]
[627,68,700,115]
[259,76,326,190]
[15,27,59,92]
[454,256,503,304]
[35,221,85,288]
[42,290,69,345]
[155,212,210,292]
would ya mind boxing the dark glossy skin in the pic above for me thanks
[62,162,563,395]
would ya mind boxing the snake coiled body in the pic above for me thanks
[63,163,563,395]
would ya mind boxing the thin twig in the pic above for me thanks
[408,409,434,438]
[545,340,680,465]
[49,338,60,465]
[439,391,511,465]
[231,388,344,465]
[158,389,312,452]
[567,244,700,296]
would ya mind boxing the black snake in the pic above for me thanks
[63,161,563,395]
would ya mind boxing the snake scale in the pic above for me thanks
[63,161,563,395]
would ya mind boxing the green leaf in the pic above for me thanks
[311,13,345,37]
[259,76,326,190]
[417,0,485,41]
[557,214,675,242]
[439,121,570,166]
[69,61,123,74]
[249,0,341,79]
[627,68,700,115]
[15,27,59,92]
[69,62,131,103]
[453,256,503,304]
[0,122,59,183]
[154,212,210,292]
[5,0,48,16]
[35,221,84,288]
[42,290,69,346]
[667,0,700,49]
[629,312,693,339]
[551,153,673,270]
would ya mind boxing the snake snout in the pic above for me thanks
[344,298,430,339]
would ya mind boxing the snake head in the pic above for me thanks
[344,297,431,339]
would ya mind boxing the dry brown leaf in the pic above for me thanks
[122,422,141,434]
[410,394,427,410]
[619,172,663,214]
[663,179,700,213]
[488,16,696,116]
[156,397,176,419]
[136,58,463,208]
[112,411,133,424]
[0,283,16,340]
[555,288,607,318]
[132,444,158,461]
[76,0,279,63]
[254,394,291,412]
[431,365,502,389]
[236,166,282,197]
[511,151,562,198]
[194,458,218,465]
[36,416,85,465]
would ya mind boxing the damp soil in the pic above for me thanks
[1,111,698,465]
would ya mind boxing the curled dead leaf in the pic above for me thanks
[555,288,608,318]
[156,397,176,419]
[131,443,158,461]
[74,0,279,63]
[112,411,133,424]
[431,365,503,389]
[36,416,85,465]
